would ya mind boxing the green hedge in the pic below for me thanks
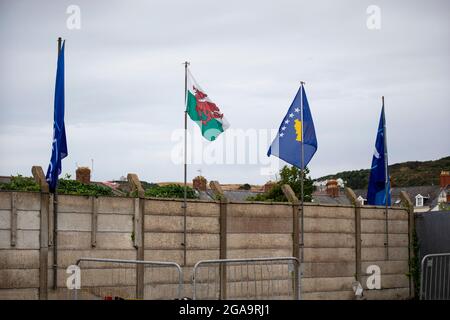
[0,175,40,192]
[56,179,114,196]
[0,175,115,197]
[144,184,198,199]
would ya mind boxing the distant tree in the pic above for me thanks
[315,156,450,189]
[238,183,251,190]
[248,165,313,202]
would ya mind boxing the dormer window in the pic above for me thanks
[415,194,424,207]
[357,195,366,206]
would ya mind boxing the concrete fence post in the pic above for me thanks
[91,197,98,247]
[127,173,145,299]
[281,184,300,259]
[209,181,228,300]
[400,191,415,299]
[281,184,300,300]
[31,166,49,300]
[10,192,17,247]
[345,187,362,290]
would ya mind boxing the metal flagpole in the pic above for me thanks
[53,36,62,290]
[383,96,389,260]
[182,61,190,266]
[300,81,305,268]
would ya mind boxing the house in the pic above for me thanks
[351,171,450,212]
[430,171,450,211]
[352,185,441,212]
[189,172,450,209]
[311,179,352,205]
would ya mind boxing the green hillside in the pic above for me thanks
[315,156,450,189]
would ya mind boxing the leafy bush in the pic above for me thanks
[247,166,314,202]
[56,179,114,196]
[0,175,40,192]
[238,183,251,190]
[144,184,198,199]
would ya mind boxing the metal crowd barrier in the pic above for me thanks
[73,258,183,300]
[420,253,450,300]
[192,257,301,300]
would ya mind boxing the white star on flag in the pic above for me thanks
[281,126,286,131]
[280,132,284,137]
[289,113,294,118]
[284,119,289,124]
[294,107,300,113]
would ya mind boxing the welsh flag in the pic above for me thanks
[186,70,230,141]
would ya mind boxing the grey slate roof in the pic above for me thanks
[311,192,351,205]
[353,185,442,207]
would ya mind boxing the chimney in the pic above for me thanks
[440,171,450,188]
[193,176,207,191]
[326,179,339,198]
[264,181,276,193]
[76,167,91,184]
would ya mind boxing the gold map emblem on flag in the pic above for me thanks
[294,119,302,141]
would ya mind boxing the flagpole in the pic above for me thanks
[183,61,190,267]
[52,36,62,291]
[383,96,389,260]
[300,81,305,268]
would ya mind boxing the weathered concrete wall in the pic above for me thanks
[49,195,138,299]
[360,207,410,300]
[299,204,356,300]
[143,198,220,299]
[0,190,412,300]
[0,192,41,299]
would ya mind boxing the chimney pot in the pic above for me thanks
[326,179,339,198]
[264,181,276,193]
[440,171,450,188]
[193,176,207,191]
[76,167,91,184]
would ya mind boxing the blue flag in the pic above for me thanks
[267,85,317,169]
[367,104,391,206]
[46,41,68,192]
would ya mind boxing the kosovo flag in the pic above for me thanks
[267,85,317,169]
[46,40,68,192]
[367,105,391,206]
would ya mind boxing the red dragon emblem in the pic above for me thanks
[193,86,223,125]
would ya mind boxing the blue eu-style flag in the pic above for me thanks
[267,84,317,169]
[46,41,68,192]
[367,104,391,206]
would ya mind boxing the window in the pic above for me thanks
[357,196,365,206]
[415,195,424,207]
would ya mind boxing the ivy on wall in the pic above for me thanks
[56,178,114,196]
[144,184,198,199]
[0,174,114,197]
[0,175,40,192]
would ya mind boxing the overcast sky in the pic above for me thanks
[0,0,449,184]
